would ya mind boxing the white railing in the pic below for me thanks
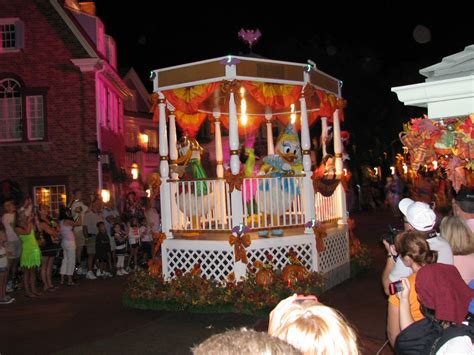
[242,175,305,230]
[314,184,341,222]
[169,178,232,231]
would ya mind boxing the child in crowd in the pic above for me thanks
[127,218,140,271]
[95,222,112,278]
[140,218,153,265]
[0,225,14,304]
[113,223,128,276]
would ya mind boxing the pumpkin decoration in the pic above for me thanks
[283,249,308,283]
[148,259,162,277]
[254,254,274,287]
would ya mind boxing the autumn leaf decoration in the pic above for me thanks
[225,168,244,192]
[306,219,327,252]
[229,224,251,264]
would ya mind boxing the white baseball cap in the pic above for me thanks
[398,198,436,231]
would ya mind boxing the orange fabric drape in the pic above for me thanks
[316,89,337,119]
[163,83,219,114]
[242,82,302,111]
[174,111,208,138]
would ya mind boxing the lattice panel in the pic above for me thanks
[164,247,234,281]
[318,230,349,273]
[247,242,314,271]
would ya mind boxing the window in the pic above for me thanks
[27,96,44,140]
[0,79,22,141]
[33,185,67,218]
[0,19,24,52]
[0,78,46,143]
[144,128,158,149]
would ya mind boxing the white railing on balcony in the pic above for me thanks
[169,178,232,231]
[242,175,305,230]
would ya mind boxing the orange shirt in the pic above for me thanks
[388,273,424,322]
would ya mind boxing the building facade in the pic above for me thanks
[0,0,130,215]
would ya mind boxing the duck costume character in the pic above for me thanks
[257,123,303,236]
[173,135,214,235]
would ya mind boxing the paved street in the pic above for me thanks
[1,209,399,355]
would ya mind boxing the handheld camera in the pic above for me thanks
[380,225,402,245]
[388,280,403,295]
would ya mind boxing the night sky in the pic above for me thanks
[93,1,472,164]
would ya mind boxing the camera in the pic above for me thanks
[388,280,403,295]
[380,225,402,245]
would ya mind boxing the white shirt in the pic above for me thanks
[71,200,88,231]
[389,234,454,282]
[2,213,18,242]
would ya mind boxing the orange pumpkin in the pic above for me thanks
[256,269,274,286]
[282,264,308,283]
[148,259,162,276]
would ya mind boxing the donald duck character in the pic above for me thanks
[257,123,303,236]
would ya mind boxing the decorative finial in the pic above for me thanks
[238,28,262,52]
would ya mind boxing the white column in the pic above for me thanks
[265,108,274,155]
[300,94,316,232]
[332,108,347,225]
[158,93,172,236]
[228,90,243,228]
[168,107,178,231]
[213,112,227,226]
[321,116,328,157]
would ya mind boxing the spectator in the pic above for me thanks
[381,198,453,295]
[439,216,474,283]
[395,263,474,354]
[386,231,438,346]
[268,294,359,355]
[37,204,60,291]
[0,223,14,304]
[193,328,300,355]
[113,223,128,276]
[83,199,104,279]
[15,198,41,298]
[59,205,81,286]
[70,189,88,276]
[95,222,112,278]
[452,185,474,232]
[126,218,140,271]
[102,198,120,272]
[2,200,21,292]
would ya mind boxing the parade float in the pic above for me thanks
[123,42,360,311]
[392,45,474,192]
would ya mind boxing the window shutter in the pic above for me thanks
[14,20,24,49]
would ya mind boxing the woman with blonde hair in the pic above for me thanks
[268,294,359,355]
[440,215,474,283]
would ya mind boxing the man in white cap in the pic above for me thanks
[381,198,453,295]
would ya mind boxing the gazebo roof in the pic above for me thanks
[152,55,341,95]
[392,45,474,119]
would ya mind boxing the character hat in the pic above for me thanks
[398,198,436,231]
[416,263,474,324]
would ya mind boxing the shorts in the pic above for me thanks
[74,228,85,250]
[6,240,22,259]
[86,235,96,255]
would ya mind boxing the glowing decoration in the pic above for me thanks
[146,189,151,198]
[139,133,149,145]
[432,160,438,170]
[290,103,296,124]
[343,168,348,176]
[403,163,408,175]
[131,162,139,180]
[390,166,395,175]
[238,28,262,50]
[374,167,379,176]
[240,87,248,126]
[101,189,110,203]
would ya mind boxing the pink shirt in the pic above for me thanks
[453,254,474,284]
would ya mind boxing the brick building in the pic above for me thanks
[0,0,131,215]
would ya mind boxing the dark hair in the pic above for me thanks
[96,221,105,228]
[58,205,73,221]
[420,305,451,329]
[395,230,438,266]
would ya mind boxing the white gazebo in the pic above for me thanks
[151,55,350,289]
[392,44,474,118]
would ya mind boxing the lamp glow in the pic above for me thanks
[403,163,408,174]
[432,160,438,170]
[131,162,139,180]
[139,133,149,145]
[390,166,395,175]
[101,189,110,203]
[290,104,296,124]
[146,189,151,198]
